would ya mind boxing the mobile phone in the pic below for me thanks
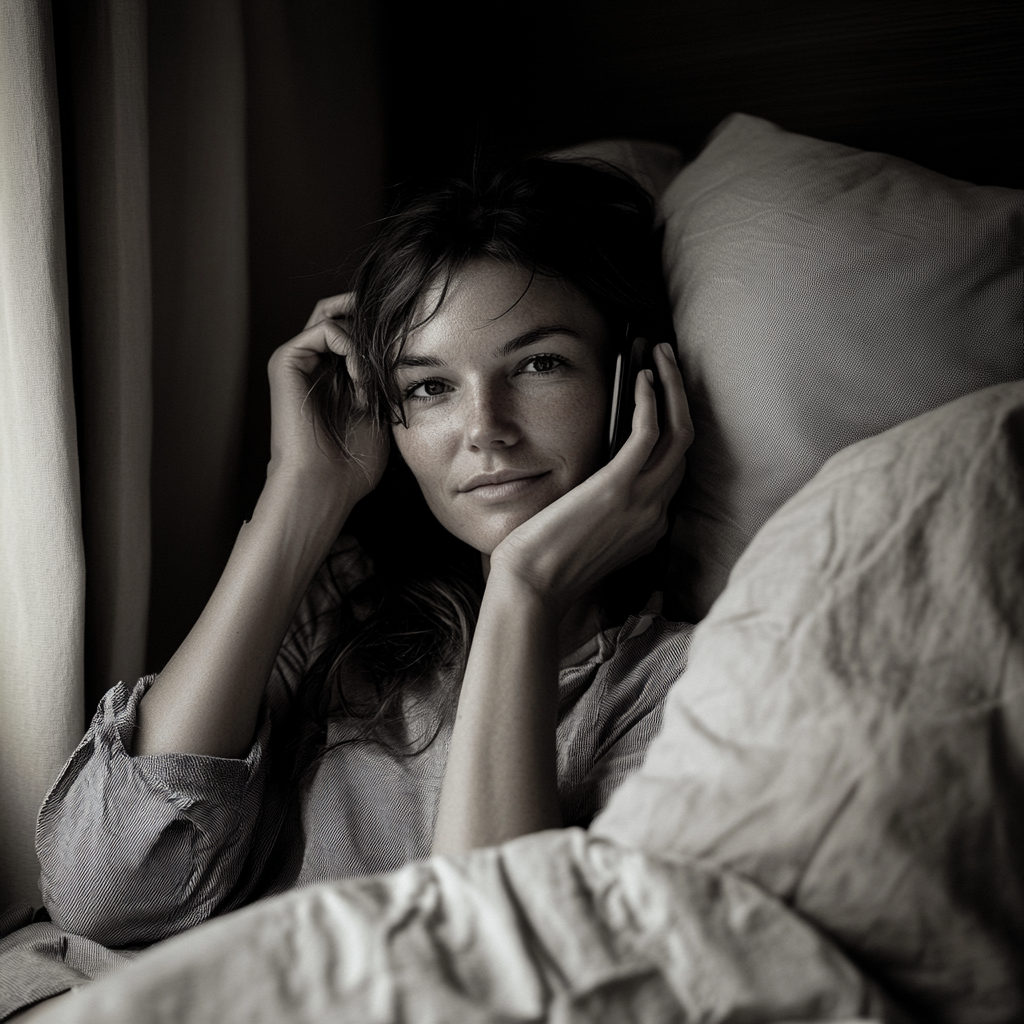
[607,329,663,459]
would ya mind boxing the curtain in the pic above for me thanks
[66,0,153,724]
[0,0,85,914]
[0,0,382,911]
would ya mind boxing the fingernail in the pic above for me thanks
[657,342,674,357]
[643,369,654,385]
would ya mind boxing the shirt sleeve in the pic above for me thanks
[35,535,372,949]
[35,673,272,948]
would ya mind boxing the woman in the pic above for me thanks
[29,157,695,956]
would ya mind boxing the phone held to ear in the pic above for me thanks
[607,329,665,459]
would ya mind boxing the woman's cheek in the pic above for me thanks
[551,383,609,480]
[393,418,450,512]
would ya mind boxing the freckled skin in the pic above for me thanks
[392,259,612,556]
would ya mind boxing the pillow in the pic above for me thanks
[592,381,1024,1023]
[660,113,1024,621]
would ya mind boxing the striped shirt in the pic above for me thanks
[1,537,692,1015]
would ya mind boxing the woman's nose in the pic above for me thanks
[463,383,522,450]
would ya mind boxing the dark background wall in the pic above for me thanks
[375,0,1023,188]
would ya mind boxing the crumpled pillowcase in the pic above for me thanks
[659,113,1024,621]
[592,381,1024,1023]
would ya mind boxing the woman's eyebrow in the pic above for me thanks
[394,353,444,370]
[495,325,581,357]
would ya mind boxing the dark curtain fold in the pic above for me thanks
[58,0,152,715]
[145,0,384,672]
[145,0,250,683]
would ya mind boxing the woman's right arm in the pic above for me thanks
[136,304,386,758]
[133,471,354,758]
[36,300,386,945]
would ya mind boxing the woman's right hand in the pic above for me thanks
[266,292,388,508]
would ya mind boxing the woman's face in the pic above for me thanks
[391,258,612,555]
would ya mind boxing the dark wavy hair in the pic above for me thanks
[287,156,673,771]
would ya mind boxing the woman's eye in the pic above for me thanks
[520,354,564,374]
[404,379,450,401]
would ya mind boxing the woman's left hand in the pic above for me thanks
[488,342,694,616]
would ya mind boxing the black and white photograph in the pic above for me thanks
[0,1,1022,1020]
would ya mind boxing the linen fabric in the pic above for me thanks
[660,113,1024,620]
[0,923,135,1019]
[593,380,1024,1023]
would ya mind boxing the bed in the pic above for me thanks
[6,106,1020,1024]
[5,5,1024,1023]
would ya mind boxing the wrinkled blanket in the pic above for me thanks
[27,829,891,1024]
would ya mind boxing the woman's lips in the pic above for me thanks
[459,472,549,502]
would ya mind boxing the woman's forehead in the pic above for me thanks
[402,259,607,361]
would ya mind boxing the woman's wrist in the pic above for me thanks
[233,471,361,597]
[479,573,560,645]
[482,556,572,626]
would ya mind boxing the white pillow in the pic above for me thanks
[660,113,1024,620]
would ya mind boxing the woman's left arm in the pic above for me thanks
[432,344,693,856]
[430,575,563,854]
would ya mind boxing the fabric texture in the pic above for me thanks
[661,112,1024,621]
[0,0,86,912]
[0,923,135,1018]
[593,380,1024,1023]
[18,829,893,1024]
[0,539,692,1016]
